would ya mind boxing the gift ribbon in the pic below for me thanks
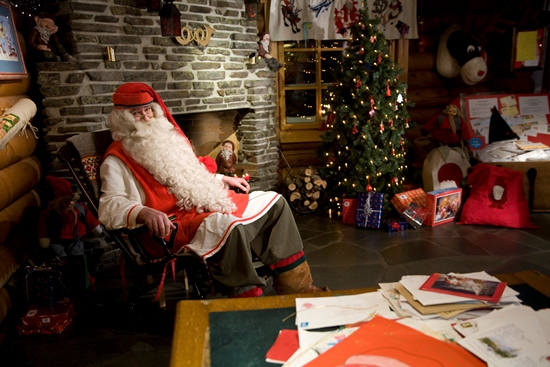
[363,192,381,227]
[155,258,177,301]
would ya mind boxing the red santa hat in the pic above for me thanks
[111,83,218,174]
[46,175,74,199]
[112,82,181,132]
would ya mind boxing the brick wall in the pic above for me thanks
[38,0,279,190]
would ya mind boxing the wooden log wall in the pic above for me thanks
[407,0,544,133]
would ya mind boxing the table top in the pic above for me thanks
[169,270,550,367]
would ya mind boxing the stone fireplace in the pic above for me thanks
[36,0,280,190]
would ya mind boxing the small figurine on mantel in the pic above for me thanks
[216,139,237,175]
[27,13,77,63]
[257,32,283,72]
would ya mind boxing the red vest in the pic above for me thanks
[105,141,249,255]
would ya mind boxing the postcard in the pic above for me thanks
[420,273,507,303]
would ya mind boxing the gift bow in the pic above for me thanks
[363,192,381,226]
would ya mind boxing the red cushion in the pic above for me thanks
[459,163,537,228]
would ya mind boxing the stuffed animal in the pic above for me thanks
[436,24,487,85]
[37,176,102,258]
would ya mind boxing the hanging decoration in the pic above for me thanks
[159,0,181,37]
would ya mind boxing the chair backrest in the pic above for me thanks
[58,130,176,266]
[58,130,113,216]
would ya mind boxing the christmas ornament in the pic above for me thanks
[370,36,376,42]
[352,124,358,134]
[378,53,382,63]
[355,80,362,88]
[385,80,391,97]
[380,123,385,132]
[366,184,373,192]
[369,97,375,118]
[392,176,398,184]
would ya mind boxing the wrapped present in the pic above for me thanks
[355,192,384,229]
[391,188,426,214]
[342,198,357,224]
[424,187,462,226]
[17,299,75,335]
[402,202,427,229]
[382,217,409,232]
[25,266,64,307]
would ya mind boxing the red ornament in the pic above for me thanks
[355,80,362,88]
[359,48,365,55]
[370,36,375,42]
[385,80,391,97]
[352,124,358,134]
[378,53,382,63]
[366,184,373,192]
[380,123,384,132]
[391,176,398,184]
[389,119,393,127]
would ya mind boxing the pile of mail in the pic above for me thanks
[265,271,550,367]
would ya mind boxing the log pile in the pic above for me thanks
[284,167,327,213]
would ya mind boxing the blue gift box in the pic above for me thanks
[382,218,408,232]
[355,192,384,229]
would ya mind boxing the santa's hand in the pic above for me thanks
[222,176,250,194]
[137,207,175,238]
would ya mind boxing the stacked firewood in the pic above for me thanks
[284,167,327,213]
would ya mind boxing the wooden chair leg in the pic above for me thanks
[183,269,189,291]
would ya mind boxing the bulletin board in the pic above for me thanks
[461,93,550,150]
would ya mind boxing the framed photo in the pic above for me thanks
[0,2,27,80]
[511,28,547,71]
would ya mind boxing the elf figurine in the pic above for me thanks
[37,176,102,258]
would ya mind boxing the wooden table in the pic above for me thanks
[169,270,550,367]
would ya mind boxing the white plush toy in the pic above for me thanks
[436,24,487,85]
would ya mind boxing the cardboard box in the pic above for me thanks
[391,188,426,214]
[17,299,75,335]
[424,188,462,226]
[486,161,550,212]
[355,192,384,229]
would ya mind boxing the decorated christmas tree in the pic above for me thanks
[318,3,414,213]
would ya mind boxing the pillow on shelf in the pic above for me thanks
[459,163,537,229]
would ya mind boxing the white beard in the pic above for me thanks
[260,40,270,53]
[219,148,233,161]
[108,104,236,214]
[36,26,53,44]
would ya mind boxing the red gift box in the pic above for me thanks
[424,187,462,226]
[17,299,76,335]
[342,198,357,224]
[391,188,426,214]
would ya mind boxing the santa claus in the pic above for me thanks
[98,83,326,297]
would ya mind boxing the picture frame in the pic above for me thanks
[511,27,547,71]
[0,1,27,80]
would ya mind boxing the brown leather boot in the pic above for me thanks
[273,261,329,294]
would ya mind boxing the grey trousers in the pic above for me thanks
[207,197,303,294]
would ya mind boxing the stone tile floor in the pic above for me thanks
[1,211,550,367]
